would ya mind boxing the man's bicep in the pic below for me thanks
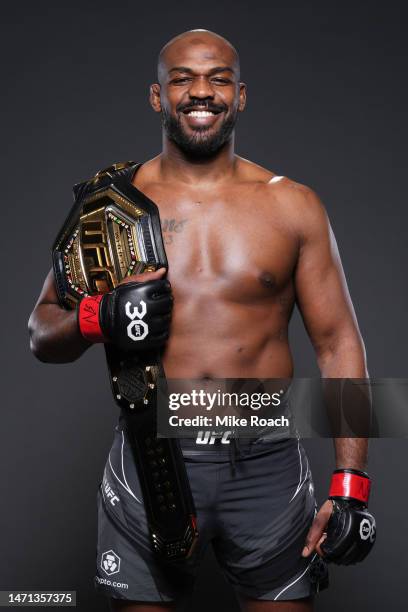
[34,268,61,308]
[294,198,359,349]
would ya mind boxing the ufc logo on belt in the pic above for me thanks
[125,300,148,341]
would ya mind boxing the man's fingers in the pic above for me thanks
[302,518,326,557]
[302,500,333,557]
[119,267,167,285]
[315,533,328,557]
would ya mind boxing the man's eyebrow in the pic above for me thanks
[168,66,235,75]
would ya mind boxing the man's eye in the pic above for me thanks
[212,78,230,84]
[171,78,191,84]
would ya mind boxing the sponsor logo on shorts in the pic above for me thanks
[196,430,232,444]
[103,474,120,506]
[101,550,121,576]
[125,300,148,341]
[359,517,376,543]
[95,575,128,590]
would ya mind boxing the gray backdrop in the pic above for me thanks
[1,1,407,610]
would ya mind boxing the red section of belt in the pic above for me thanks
[78,294,105,342]
[329,471,371,503]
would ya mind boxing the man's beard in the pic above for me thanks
[161,107,238,158]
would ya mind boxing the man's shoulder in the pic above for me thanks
[237,157,325,217]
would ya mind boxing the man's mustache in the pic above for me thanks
[176,100,228,114]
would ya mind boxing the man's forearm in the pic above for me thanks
[28,303,90,363]
[316,336,368,378]
[317,336,370,471]
[333,437,368,471]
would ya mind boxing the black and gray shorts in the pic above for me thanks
[95,427,327,603]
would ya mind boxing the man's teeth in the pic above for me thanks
[187,110,215,117]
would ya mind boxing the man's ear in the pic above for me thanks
[149,83,161,112]
[238,82,247,112]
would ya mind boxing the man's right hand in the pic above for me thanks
[78,268,173,352]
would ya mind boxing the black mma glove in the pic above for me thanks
[321,469,376,565]
[77,279,173,352]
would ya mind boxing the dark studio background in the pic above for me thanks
[1,1,407,610]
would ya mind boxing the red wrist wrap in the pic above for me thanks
[329,471,371,504]
[78,294,106,342]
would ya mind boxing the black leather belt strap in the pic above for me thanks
[105,344,197,560]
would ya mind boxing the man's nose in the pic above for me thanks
[188,76,215,99]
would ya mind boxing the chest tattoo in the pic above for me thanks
[161,218,189,245]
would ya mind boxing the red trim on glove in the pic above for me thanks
[78,295,105,342]
[329,471,371,504]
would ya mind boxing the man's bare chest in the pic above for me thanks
[137,183,299,300]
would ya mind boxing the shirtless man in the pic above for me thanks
[28,29,373,612]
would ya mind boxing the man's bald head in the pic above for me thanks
[157,29,240,83]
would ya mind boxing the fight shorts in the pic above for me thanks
[95,423,328,603]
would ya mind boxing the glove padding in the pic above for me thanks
[321,499,376,565]
[101,279,172,352]
[78,279,173,351]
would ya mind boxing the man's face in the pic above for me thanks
[152,38,246,157]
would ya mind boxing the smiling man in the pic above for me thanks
[157,36,242,158]
[29,29,375,612]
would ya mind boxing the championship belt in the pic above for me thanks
[52,161,198,560]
